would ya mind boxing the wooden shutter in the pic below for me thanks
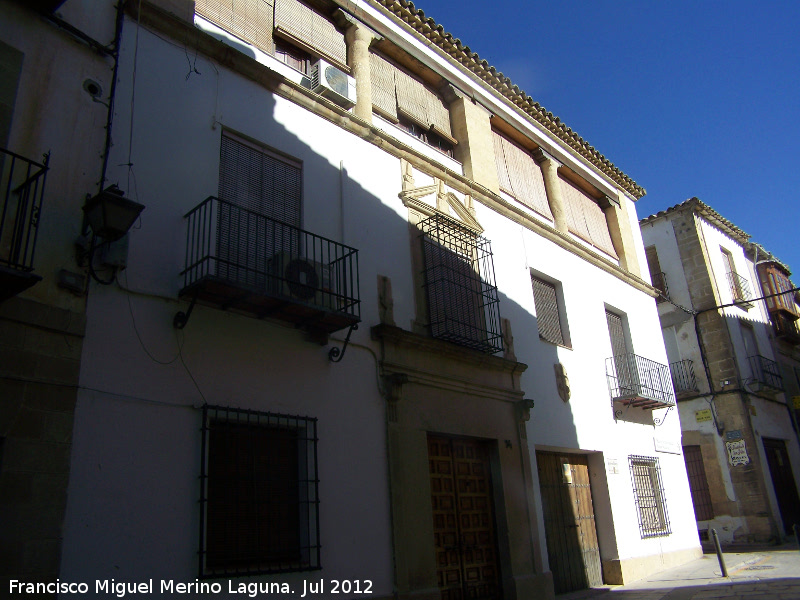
[0,40,23,149]
[645,246,661,279]
[559,177,617,257]
[274,0,347,67]
[531,276,564,345]
[196,0,275,55]
[682,445,714,521]
[492,131,552,220]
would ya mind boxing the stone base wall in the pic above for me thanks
[602,546,703,585]
[0,296,85,584]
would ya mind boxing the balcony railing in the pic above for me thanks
[747,354,783,390]
[651,272,669,303]
[606,353,676,409]
[772,311,800,344]
[669,359,698,394]
[726,271,753,305]
[0,148,49,300]
[179,197,360,334]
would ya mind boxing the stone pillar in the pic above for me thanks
[533,148,568,233]
[604,191,642,277]
[450,97,499,193]
[345,23,376,124]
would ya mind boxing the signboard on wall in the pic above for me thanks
[725,430,743,441]
[695,409,713,422]
[654,438,682,454]
[726,439,750,466]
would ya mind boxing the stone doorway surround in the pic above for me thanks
[372,323,553,600]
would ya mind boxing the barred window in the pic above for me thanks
[629,455,671,538]
[419,213,502,354]
[531,276,567,346]
[200,406,320,577]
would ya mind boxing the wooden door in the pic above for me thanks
[429,436,500,600]
[762,438,800,535]
[537,452,602,594]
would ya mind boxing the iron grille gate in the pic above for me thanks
[419,213,502,354]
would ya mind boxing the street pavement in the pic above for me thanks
[557,543,800,600]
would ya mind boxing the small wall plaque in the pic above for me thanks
[725,430,743,441]
[695,409,712,422]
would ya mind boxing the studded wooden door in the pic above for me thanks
[537,452,602,594]
[428,436,500,600]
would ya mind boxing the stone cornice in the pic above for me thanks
[361,0,646,200]
[372,323,527,377]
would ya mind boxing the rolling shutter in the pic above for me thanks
[370,52,453,138]
[274,0,346,68]
[196,0,275,55]
[492,131,552,220]
[559,176,616,257]
[531,276,564,345]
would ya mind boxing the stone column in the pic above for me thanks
[533,148,568,233]
[450,96,500,193]
[604,191,641,277]
[345,23,376,123]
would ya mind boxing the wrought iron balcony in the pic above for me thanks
[179,197,360,334]
[747,354,783,391]
[772,311,800,344]
[651,272,669,303]
[726,271,753,305]
[669,359,698,395]
[0,148,49,301]
[606,353,676,409]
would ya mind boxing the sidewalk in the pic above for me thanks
[557,544,800,600]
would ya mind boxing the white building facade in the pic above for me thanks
[641,199,800,546]
[0,0,700,598]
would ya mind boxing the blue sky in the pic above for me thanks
[418,0,800,278]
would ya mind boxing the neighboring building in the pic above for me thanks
[0,0,119,585]
[1,0,701,597]
[641,198,800,546]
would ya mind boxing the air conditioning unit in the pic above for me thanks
[309,59,357,109]
[268,252,339,310]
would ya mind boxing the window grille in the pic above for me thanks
[531,276,565,346]
[629,455,671,538]
[199,406,320,577]
[682,445,714,521]
[419,213,502,354]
